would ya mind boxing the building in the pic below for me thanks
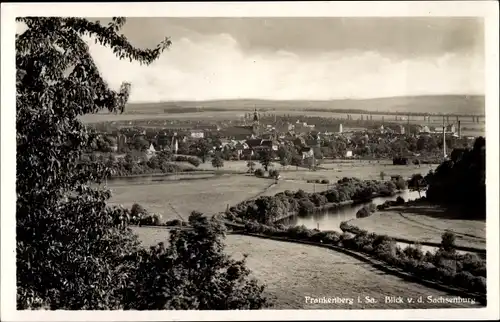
[189,130,205,139]
[394,125,405,135]
[300,147,314,159]
[252,108,260,137]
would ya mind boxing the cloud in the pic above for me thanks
[20,22,483,102]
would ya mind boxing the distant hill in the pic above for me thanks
[126,95,485,116]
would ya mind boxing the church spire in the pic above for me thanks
[253,107,259,123]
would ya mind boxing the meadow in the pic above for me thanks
[108,174,273,221]
[347,205,486,250]
[272,159,438,183]
[131,227,481,309]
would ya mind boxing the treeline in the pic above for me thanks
[425,137,486,218]
[80,152,202,177]
[225,177,406,224]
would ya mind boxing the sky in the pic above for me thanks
[22,17,486,102]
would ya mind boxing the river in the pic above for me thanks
[283,189,425,231]
[281,190,482,256]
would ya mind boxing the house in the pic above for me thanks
[394,125,405,135]
[293,136,307,147]
[301,147,314,159]
[345,150,353,158]
[260,139,279,151]
[219,126,255,140]
[189,129,205,139]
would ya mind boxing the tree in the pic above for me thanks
[123,213,268,309]
[133,136,150,152]
[408,173,426,197]
[16,16,171,309]
[277,146,291,169]
[211,153,224,170]
[195,138,211,163]
[258,149,273,172]
[291,154,303,170]
[16,17,267,310]
[247,161,256,173]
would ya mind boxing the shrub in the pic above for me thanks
[187,156,201,167]
[254,168,265,177]
[472,276,487,293]
[310,194,328,207]
[294,189,308,199]
[392,176,408,190]
[165,219,182,227]
[356,206,371,218]
[268,169,280,179]
[321,179,330,184]
[298,199,315,215]
[435,266,456,284]
[395,196,405,205]
[441,231,457,252]
[453,271,475,289]
[131,203,148,217]
[403,244,424,261]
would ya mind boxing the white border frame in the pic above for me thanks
[2,1,499,321]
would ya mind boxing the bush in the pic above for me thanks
[392,176,408,190]
[294,189,308,199]
[356,206,371,218]
[321,179,330,184]
[453,271,475,289]
[403,244,424,261]
[165,219,182,226]
[254,168,265,177]
[472,276,487,293]
[298,199,315,215]
[441,231,457,252]
[268,169,280,179]
[131,203,148,217]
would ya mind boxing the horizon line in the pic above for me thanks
[127,93,485,104]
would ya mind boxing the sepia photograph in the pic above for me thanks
[1,1,499,321]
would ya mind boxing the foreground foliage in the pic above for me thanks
[16,17,266,310]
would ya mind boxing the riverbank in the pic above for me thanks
[344,203,486,252]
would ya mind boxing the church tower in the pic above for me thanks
[252,107,260,137]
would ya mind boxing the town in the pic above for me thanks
[86,107,480,176]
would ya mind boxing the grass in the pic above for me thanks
[108,174,272,222]
[347,205,486,250]
[261,179,329,196]
[131,226,171,247]
[280,162,438,182]
[131,228,481,309]
[196,160,281,172]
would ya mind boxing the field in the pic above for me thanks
[281,161,438,182]
[347,205,486,250]
[132,227,480,309]
[108,174,272,221]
